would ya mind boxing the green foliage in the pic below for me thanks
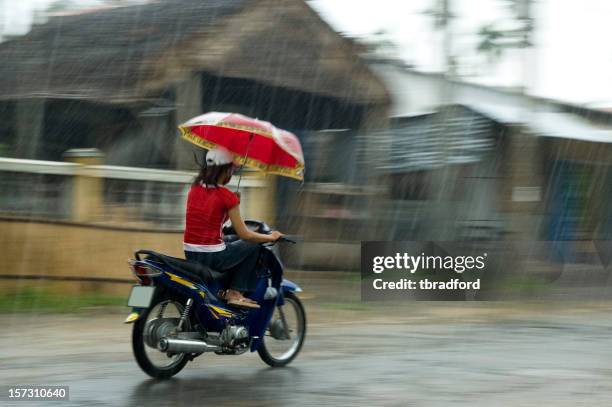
[477,24,505,62]
[423,0,454,30]
[476,0,533,62]
[46,0,76,13]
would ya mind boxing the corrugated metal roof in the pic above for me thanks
[370,109,496,172]
[467,103,612,144]
[465,103,525,125]
[530,112,612,143]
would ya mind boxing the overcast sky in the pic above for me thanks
[1,0,611,106]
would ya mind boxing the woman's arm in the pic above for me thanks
[228,206,282,243]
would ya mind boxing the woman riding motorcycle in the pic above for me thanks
[183,146,283,309]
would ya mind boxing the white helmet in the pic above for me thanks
[205,146,236,166]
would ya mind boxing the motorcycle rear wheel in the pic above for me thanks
[257,292,306,367]
[132,296,189,379]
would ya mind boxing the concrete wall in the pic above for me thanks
[0,219,183,294]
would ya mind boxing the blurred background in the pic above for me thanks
[0,1,611,405]
[0,0,610,283]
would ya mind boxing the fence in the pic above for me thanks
[0,157,270,230]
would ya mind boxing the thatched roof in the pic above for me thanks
[0,0,389,106]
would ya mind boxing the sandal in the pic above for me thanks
[227,297,260,309]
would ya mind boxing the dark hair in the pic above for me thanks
[193,154,234,186]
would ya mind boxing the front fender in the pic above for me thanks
[276,279,302,306]
[281,279,302,293]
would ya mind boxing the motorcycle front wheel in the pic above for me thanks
[258,291,306,367]
[132,296,189,379]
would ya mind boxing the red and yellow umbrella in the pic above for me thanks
[178,112,305,181]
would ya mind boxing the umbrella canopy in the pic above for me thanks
[179,112,305,180]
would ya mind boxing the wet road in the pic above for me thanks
[2,304,612,406]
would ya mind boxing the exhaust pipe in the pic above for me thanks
[158,338,220,353]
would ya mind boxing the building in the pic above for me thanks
[367,61,612,264]
[0,0,393,264]
[0,0,389,169]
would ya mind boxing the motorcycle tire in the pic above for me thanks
[258,292,306,367]
[132,295,189,379]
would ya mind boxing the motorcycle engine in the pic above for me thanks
[219,325,249,354]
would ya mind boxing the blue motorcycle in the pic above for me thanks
[124,220,306,379]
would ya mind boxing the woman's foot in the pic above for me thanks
[221,289,260,309]
[227,297,260,309]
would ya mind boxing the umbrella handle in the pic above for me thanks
[236,133,254,192]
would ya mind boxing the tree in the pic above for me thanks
[476,0,533,63]
[46,0,140,15]
[423,0,457,77]
[361,29,402,63]
[46,0,77,13]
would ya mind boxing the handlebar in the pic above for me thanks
[277,236,297,244]
[222,219,296,245]
[261,235,298,247]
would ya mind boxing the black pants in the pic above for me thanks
[185,240,261,292]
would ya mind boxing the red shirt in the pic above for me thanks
[183,184,240,250]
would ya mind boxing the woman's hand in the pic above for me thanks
[268,230,283,242]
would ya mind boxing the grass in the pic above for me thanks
[479,276,553,298]
[318,301,376,311]
[0,286,126,314]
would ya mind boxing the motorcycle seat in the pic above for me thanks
[136,250,229,287]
